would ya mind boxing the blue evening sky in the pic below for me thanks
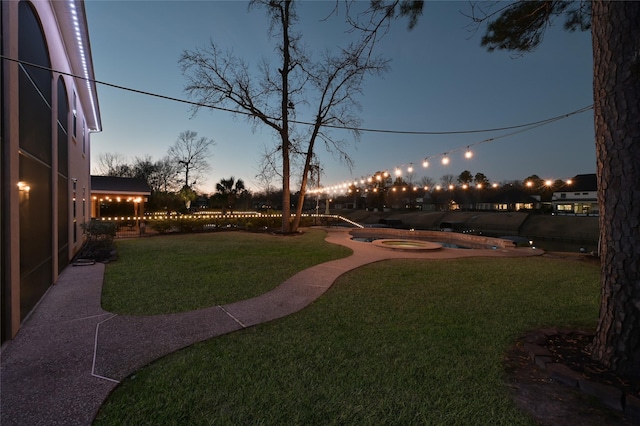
[85,1,595,193]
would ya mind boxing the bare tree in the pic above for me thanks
[254,144,281,195]
[419,176,436,189]
[180,1,417,233]
[168,130,215,189]
[439,174,456,187]
[94,152,131,177]
[154,156,181,193]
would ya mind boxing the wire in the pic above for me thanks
[2,55,593,136]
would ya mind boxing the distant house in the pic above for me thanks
[1,1,101,341]
[478,188,541,212]
[423,187,540,212]
[551,174,598,215]
[91,176,151,218]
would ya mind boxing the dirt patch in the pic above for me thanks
[504,331,638,425]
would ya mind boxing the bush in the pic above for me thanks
[82,220,116,240]
[77,220,116,261]
[148,220,173,234]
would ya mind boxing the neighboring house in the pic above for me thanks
[478,188,541,212]
[1,1,101,342]
[423,187,540,212]
[91,176,151,218]
[551,173,598,215]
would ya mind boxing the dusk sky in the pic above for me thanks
[85,1,595,194]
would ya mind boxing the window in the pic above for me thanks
[72,91,77,138]
[72,180,77,244]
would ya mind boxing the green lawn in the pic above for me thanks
[94,248,600,425]
[101,229,352,315]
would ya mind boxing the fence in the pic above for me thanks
[90,212,362,239]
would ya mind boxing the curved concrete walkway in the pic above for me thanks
[0,228,542,425]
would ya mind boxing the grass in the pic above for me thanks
[101,229,352,315]
[94,251,600,425]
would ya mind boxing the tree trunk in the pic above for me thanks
[279,0,292,233]
[291,121,322,232]
[589,1,640,378]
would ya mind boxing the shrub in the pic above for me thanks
[82,220,116,240]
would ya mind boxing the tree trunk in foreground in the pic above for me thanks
[589,1,640,378]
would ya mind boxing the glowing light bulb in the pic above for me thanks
[441,155,450,165]
[395,168,402,177]
[422,159,429,168]
[407,164,414,173]
[465,147,473,159]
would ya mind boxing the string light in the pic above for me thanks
[422,158,429,168]
[441,154,450,165]
[407,164,414,173]
[465,147,473,159]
